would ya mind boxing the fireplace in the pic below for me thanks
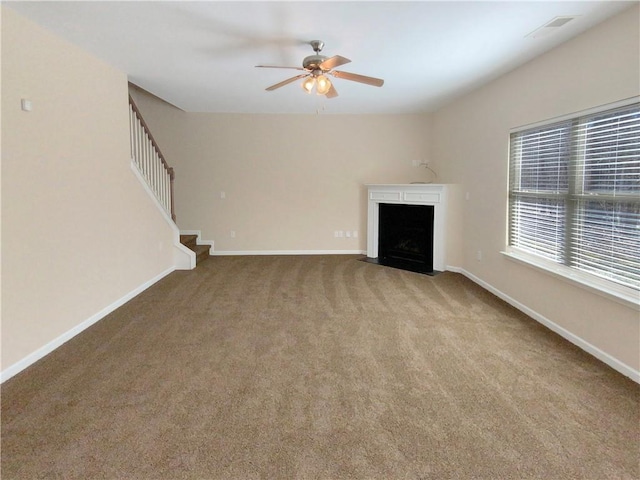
[378,203,434,273]
[366,184,448,274]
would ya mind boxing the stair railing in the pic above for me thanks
[128,95,176,222]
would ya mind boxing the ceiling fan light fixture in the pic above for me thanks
[316,75,332,95]
[302,76,315,94]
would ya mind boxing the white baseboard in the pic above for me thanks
[451,266,639,384]
[212,250,366,256]
[0,267,175,383]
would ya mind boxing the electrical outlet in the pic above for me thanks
[345,231,351,238]
[221,191,226,199]
[334,231,340,238]
[412,159,420,167]
[230,230,236,238]
[338,230,344,238]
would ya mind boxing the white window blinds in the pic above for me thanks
[509,102,640,291]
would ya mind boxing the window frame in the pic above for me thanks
[504,97,640,309]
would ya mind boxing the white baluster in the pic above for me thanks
[165,170,170,214]
[152,145,157,193]
[138,121,145,176]
[129,107,134,160]
[135,116,142,171]
[165,169,170,214]
[129,99,176,222]
[160,163,166,210]
[131,110,137,167]
[154,150,160,196]
[145,131,151,183]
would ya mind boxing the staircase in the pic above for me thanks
[180,235,210,265]
[129,92,212,269]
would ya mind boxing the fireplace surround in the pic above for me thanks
[366,184,448,273]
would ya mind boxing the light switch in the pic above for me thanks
[21,99,32,112]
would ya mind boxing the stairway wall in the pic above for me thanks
[1,7,178,376]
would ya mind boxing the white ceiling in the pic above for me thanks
[6,1,635,114]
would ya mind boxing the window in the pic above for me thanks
[508,100,640,295]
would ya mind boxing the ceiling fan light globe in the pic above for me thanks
[302,76,315,94]
[316,75,332,95]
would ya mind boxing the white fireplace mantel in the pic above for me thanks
[366,184,449,271]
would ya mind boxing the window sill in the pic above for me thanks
[501,249,640,310]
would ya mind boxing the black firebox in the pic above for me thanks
[376,203,435,274]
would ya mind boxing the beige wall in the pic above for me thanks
[1,8,177,371]
[130,87,435,253]
[431,6,640,371]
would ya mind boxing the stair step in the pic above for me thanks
[180,234,210,265]
[192,244,210,264]
[180,234,197,249]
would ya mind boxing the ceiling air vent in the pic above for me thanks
[526,16,578,39]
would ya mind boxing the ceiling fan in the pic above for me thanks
[255,40,384,98]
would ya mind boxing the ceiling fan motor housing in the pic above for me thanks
[303,40,327,70]
[303,55,328,70]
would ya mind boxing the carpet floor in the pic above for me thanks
[2,255,639,479]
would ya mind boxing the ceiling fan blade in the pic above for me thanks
[265,74,308,91]
[319,55,351,71]
[256,65,306,71]
[325,83,339,99]
[331,70,384,87]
